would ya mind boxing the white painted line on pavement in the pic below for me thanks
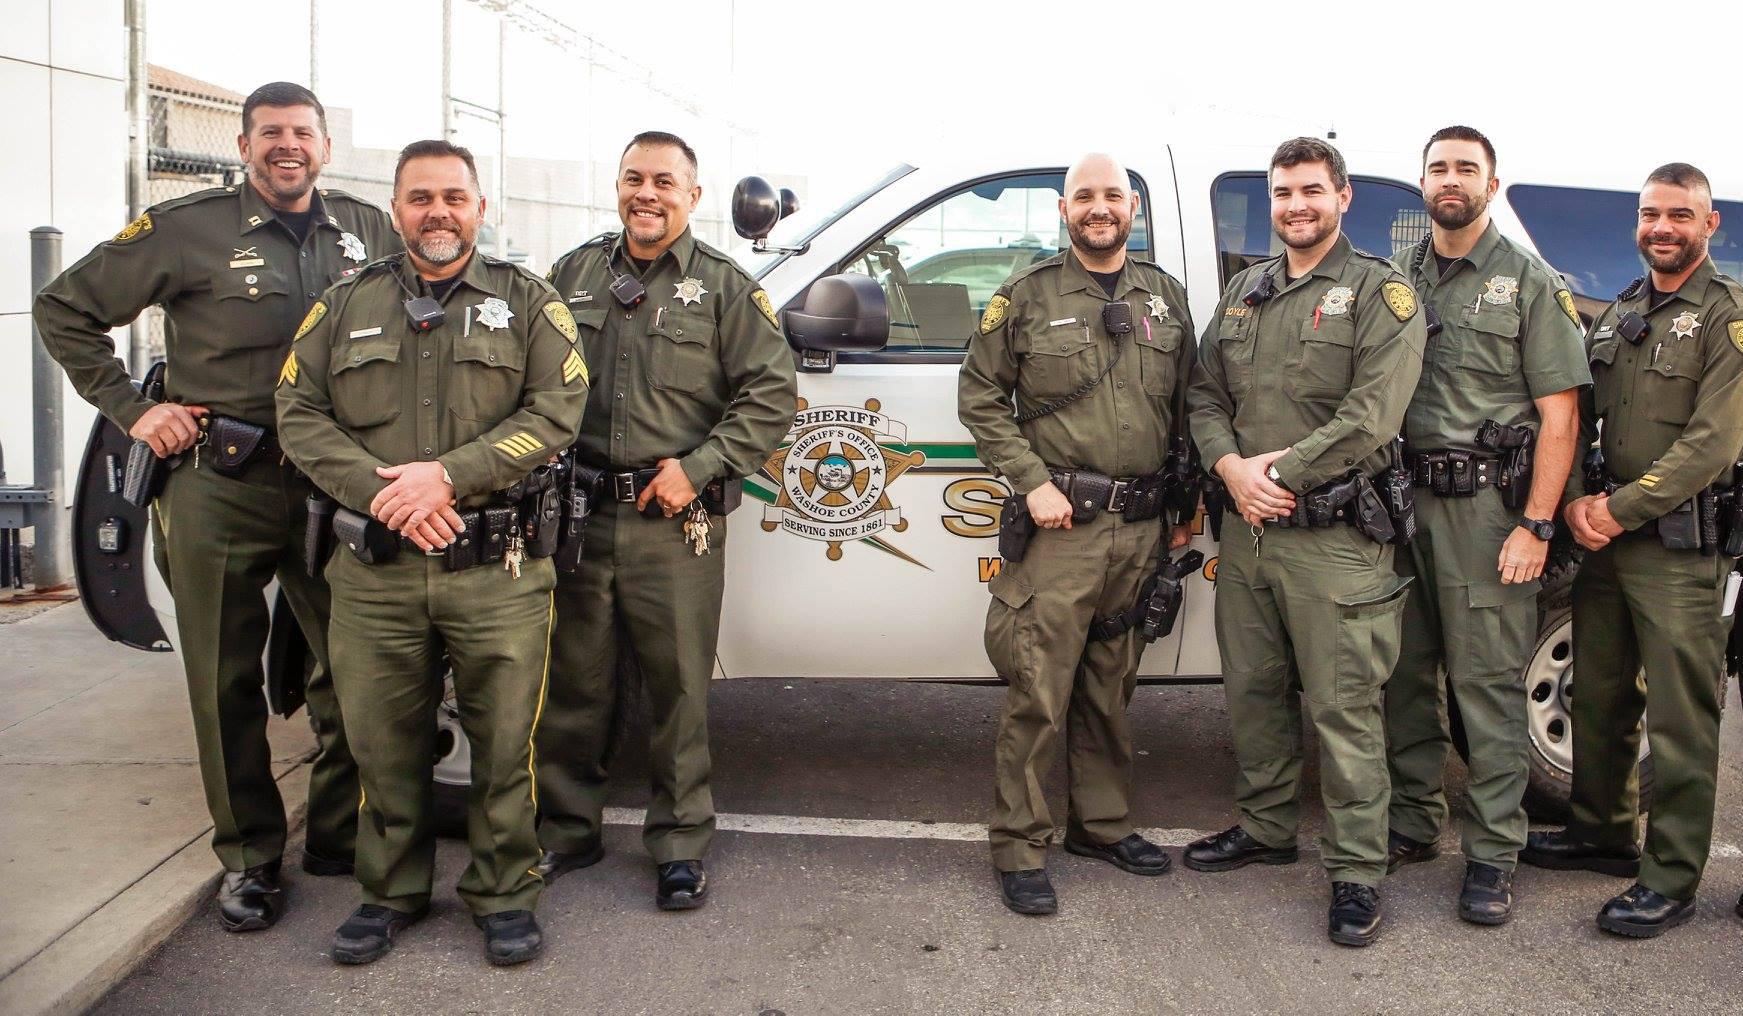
[601,808,1214,846]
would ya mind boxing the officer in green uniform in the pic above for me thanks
[277,140,588,966]
[1185,138,1426,947]
[534,131,796,910]
[33,83,397,931]
[958,152,1194,916]
[1522,163,1743,938]
[1382,127,1590,925]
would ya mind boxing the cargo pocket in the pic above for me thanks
[1465,580,1538,685]
[984,567,1036,685]
[1332,576,1413,704]
[330,336,403,429]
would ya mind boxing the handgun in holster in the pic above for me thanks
[555,462,605,573]
[1582,446,1608,497]
[1139,549,1206,642]
[1163,436,1203,527]
[332,506,400,565]
[1379,436,1417,545]
[998,494,1037,562]
[1476,418,1535,511]
[503,456,565,561]
[121,361,177,508]
[1723,460,1743,558]
[304,493,338,577]
[1201,474,1229,542]
[1659,498,1701,551]
[1350,473,1397,544]
[701,476,744,516]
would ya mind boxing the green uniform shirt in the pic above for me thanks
[957,249,1195,495]
[544,228,798,490]
[1566,257,1743,529]
[1392,222,1590,452]
[275,250,589,512]
[34,182,401,430]
[1189,233,1428,492]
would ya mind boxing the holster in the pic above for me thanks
[1088,549,1205,643]
[1161,436,1203,526]
[1658,498,1700,551]
[120,361,175,508]
[1723,486,1743,557]
[1476,419,1535,511]
[701,476,744,516]
[1202,475,1229,542]
[1050,468,1113,522]
[202,415,277,478]
[1349,473,1397,544]
[304,494,338,577]
[332,506,400,566]
[998,494,1037,562]
[556,463,606,573]
[1698,487,1721,556]
[1582,446,1607,496]
[1380,437,1417,545]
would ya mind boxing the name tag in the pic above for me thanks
[229,258,265,268]
[1048,317,1077,327]
[568,291,593,304]
[348,326,383,339]
[1593,327,1614,339]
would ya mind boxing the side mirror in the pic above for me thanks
[784,273,889,352]
[778,187,800,219]
[731,176,782,241]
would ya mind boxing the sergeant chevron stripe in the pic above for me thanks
[493,431,545,457]
[562,347,588,385]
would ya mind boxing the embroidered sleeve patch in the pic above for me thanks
[561,346,588,386]
[1381,281,1417,322]
[293,301,328,341]
[542,300,577,341]
[981,294,1011,334]
[492,431,545,458]
[276,350,299,388]
[111,213,153,245]
[752,289,780,329]
[1729,320,1743,355]
[1555,289,1581,328]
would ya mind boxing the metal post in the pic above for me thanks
[495,17,507,258]
[29,227,70,590]
[308,0,319,92]
[441,0,453,139]
[125,0,150,375]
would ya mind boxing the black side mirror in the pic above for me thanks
[784,273,889,352]
[778,187,800,219]
[731,176,782,241]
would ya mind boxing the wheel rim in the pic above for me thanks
[1524,615,1648,778]
[432,670,471,786]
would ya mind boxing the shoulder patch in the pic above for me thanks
[111,213,152,245]
[1555,289,1581,328]
[293,301,327,341]
[542,300,577,341]
[981,294,1011,334]
[1381,281,1417,322]
[276,350,299,388]
[752,289,780,328]
[1729,320,1743,355]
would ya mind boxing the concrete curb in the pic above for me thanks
[0,764,310,1016]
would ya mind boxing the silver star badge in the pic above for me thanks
[338,231,367,262]
[1146,295,1169,321]
[476,297,513,331]
[1671,311,1700,339]
[674,277,709,306]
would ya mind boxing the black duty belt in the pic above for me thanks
[602,468,661,503]
[1047,467,1167,522]
[1407,450,1500,497]
[331,503,523,571]
[196,414,282,476]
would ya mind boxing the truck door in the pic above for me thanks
[719,164,1187,679]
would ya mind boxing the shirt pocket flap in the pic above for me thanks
[210,268,292,304]
[453,333,526,371]
[571,307,609,333]
[1465,306,1522,338]
[332,335,402,375]
[1589,337,1621,366]
[1136,318,1183,353]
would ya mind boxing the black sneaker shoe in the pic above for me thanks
[656,860,709,911]
[473,909,544,966]
[217,861,284,932]
[1328,881,1383,947]
[1385,830,1440,873]
[1183,825,1299,872]
[1519,829,1640,877]
[1063,833,1172,876]
[998,868,1057,915]
[301,848,355,877]
[533,840,605,883]
[331,904,427,965]
[1596,883,1695,938]
[1458,861,1514,926]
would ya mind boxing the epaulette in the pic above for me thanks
[550,232,617,271]
[1003,250,1068,292]
[150,185,239,215]
[334,251,403,286]
[1349,244,1399,271]
[481,251,559,289]
[1617,276,1646,301]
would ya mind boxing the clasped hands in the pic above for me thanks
[371,461,460,553]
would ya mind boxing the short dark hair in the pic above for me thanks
[1269,137,1348,191]
[393,139,480,191]
[621,131,698,180]
[1645,162,1712,195]
[242,81,326,135]
[1422,125,1496,176]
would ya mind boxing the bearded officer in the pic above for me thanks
[1382,126,1589,924]
[33,82,397,931]
[1522,163,1743,938]
[534,132,796,909]
[959,152,1195,915]
[277,140,588,965]
[1185,137,1427,946]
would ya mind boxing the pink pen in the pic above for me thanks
[1142,316,1153,342]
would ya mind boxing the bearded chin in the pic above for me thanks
[1642,237,1704,275]
[417,232,466,266]
[1071,220,1130,253]
[1429,195,1485,230]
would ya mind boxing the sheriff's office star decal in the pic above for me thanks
[277,350,299,388]
[542,301,577,341]
[476,297,513,330]
[981,294,1010,333]
[1483,275,1520,305]
[338,232,367,262]
[1670,311,1700,340]
[1556,289,1581,327]
[1319,286,1354,316]
[293,301,327,340]
[1146,295,1169,321]
[674,277,709,306]
[112,213,152,244]
[1382,281,1418,321]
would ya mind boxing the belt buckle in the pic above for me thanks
[613,473,637,502]
[1108,479,1130,513]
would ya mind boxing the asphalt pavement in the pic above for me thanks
[95,678,1743,1015]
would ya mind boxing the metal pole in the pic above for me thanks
[308,0,319,92]
[29,227,70,591]
[441,0,453,139]
[125,0,150,375]
[495,17,507,258]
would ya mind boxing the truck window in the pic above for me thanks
[839,171,1152,354]
[1212,173,1428,288]
[1509,183,1743,308]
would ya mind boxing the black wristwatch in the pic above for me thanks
[1520,516,1555,541]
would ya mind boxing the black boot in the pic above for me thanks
[1519,829,1639,876]
[1063,833,1171,876]
[474,910,544,965]
[656,860,709,910]
[533,839,605,883]
[1385,829,1439,872]
[217,860,284,932]
[301,847,354,877]
[1183,825,1299,872]
[1458,861,1513,925]
[1596,883,1695,938]
[998,868,1057,915]
[331,904,427,965]
[1328,881,1382,947]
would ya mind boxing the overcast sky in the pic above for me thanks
[146,0,1743,211]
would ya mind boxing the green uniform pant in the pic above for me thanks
[538,502,726,863]
[1567,534,1730,900]
[1385,491,1536,868]
[325,551,554,916]
[984,512,1162,872]
[1214,513,1411,886]
[151,458,356,872]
